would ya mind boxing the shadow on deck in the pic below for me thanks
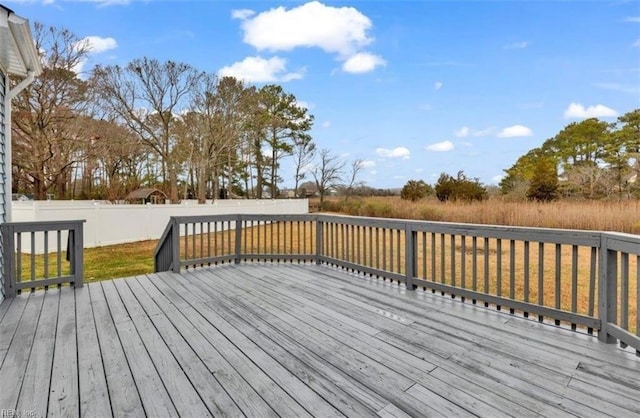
[1,263,639,417]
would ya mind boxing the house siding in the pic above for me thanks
[0,71,6,302]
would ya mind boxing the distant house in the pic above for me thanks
[125,188,168,204]
[0,5,42,303]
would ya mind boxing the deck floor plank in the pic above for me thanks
[123,276,240,417]
[152,273,308,418]
[16,289,59,418]
[188,269,454,417]
[111,278,212,417]
[212,267,549,417]
[0,292,44,411]
[75,285,111,418]
[88,282,145,416]
[48,287,80,417]
[1,262,639,417]
[0,294,29,367]
[148,273,281,418]
[100,280,181,417]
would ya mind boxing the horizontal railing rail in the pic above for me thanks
[2,220,85,298]
[154,213,639,355]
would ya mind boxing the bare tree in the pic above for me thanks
[12,23,92,199]
[343,158,364,201]
[92,58,202,202]
[311,149,345,211]
[292,136,316,197]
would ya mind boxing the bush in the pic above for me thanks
[401,180,433,202]
[435,171,487,202]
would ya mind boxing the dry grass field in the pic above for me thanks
[320,197,640,234]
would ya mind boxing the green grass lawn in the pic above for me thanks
[83,240,157,282]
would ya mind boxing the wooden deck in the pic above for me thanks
[1,263,639,417]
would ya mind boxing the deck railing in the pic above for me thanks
[154,213,639,355]
[1,220,85,298]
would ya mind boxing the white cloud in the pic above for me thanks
[491,175,504,184]
[360,160,376,168]
[71,35,118,74]
[434,81,443,91]
[369,170,377,175]
[497,125,533,138]
[425,140,454,152]
[342,52,386,73]
[415,168,424,173]
[633,39,640,48]
[77,36,118,53]
[623,17,640,23]
[218,56,304,83]
[321,121,331,128]
[238,1,374,57]
[455,127,470,137]
[420,103,433,111]
[505,41,529,50]
[455,126,493,137]
[231,9,256,20]
[563,102,618,119]
[376,147,410,159]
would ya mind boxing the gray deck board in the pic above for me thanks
[88,282,145,416]
[16,289,59,418]
[0,292,43,411]
[75,285,111,418]
[48,287,79,417]
[101,280,179,417]
[210,268,545,417]
[149,273,281,418]
[1,262,639,417]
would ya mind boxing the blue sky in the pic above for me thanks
[6,0,640,189]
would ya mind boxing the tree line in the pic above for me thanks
[500,110,640,200]
[11,23,361,204]
[400,111,639,203]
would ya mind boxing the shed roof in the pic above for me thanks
[125,188,168,200]
[0,5,42,78]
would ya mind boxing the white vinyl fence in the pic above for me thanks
[12,199,308,253]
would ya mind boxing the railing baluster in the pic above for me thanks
[422,232,427,282]
[620,252,629,348]
[382,229,386,272]
[538,242,544,322]
[57,231,62,278]
[17,233,23,288]
[571,245,579,330]
[450,234,456,290]
[44,231,49,279]
[509,239,515,313]
[472,236,477,303]
[497,238,502,310]
[460,236,466,298]
[587,247,597,334]
[431,233,436,287]
[440,234,446,293]
[31,231,36,283]
[389,229,394,273]
[376,228,380,271]
[524,240,530,317]
[555,243,562,325]
[397,229,401,275]
[484,237,489,306]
